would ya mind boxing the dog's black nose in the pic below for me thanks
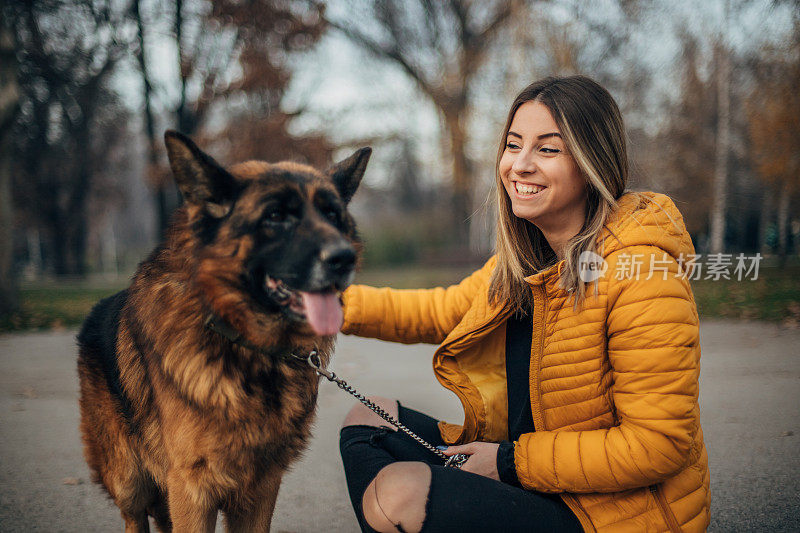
[321,244,356,276]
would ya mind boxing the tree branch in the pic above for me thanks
[477,1,515,44]
[325,16,440,100]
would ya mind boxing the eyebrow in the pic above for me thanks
[314,187,342,205]
[507,131,562,140]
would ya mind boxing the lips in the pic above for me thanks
[513,181,546,197]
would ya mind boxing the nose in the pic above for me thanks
[320,242,356,278]
[511,148,537,175]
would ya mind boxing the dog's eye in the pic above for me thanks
[264,209,286,224]
[325,210,339,224]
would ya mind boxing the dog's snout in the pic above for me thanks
[320,244,356,276]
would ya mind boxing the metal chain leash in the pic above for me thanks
[305,351,468,468]
[203,313,466,468]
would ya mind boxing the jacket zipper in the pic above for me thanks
[561,493,595,533]
[650,484,682,533]
[529,284,547,431]
[529,284,598,531]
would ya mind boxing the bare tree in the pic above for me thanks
[655,32,718,241]
[136,0,329,235]
[709,0,731,254]
[132,0,169,238]
[209,0,331,166]
[0,0,20,314]
[325,0,519,248]
[746,23,800,266]
[11,0,132,276]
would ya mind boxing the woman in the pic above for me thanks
[338,76,709,532]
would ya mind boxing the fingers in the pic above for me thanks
[437,442,477,456]
[436,442,501,480]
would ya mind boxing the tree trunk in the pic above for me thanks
[133,0,168,240]
[710,28,730,254]
[100,221,117,275]
[0,134,16,315]
[26,228,42,275]
[174,0,197,134]
[443,106,472,249]
[777,180,791,268]
[52,217,69,276]
[66,110,94,277]
[156,0,189,229]
[0,10,19,315]
[71,205,89,276]
[759,186,774,256]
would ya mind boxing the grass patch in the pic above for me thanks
[357,259,800,325]
[0,268,482,334]
[0,282,125,333]
[1,258,798,333]
[691,258,800,324]
[354,265,483,289]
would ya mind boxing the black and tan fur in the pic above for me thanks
[77,131,370,532]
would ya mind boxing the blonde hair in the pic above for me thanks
[488,76,628,312]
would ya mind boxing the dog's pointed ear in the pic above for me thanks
[327,147,371,204]
[164,130,238,217]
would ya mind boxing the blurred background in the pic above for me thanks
[1,2,800,531]
[0,0,798,329]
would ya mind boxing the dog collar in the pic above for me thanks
[203,314,310,363]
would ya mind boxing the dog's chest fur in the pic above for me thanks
[117,271,332,497]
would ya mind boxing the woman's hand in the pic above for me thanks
[441,442,500,481]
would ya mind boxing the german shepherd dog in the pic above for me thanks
[77,131,370,532]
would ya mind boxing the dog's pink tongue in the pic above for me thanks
[300,292,343,336]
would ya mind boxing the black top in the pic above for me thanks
[497,311,535,486]
[505,311,536,441]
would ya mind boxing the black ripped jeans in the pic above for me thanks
[339,403,583,533]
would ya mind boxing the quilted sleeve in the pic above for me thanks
[340,257,496,345]
[514,246,700,492]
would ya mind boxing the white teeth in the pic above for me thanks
[266,276,291,299]
[515,183,543,195]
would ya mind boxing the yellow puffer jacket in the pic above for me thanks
[342,191,710,532]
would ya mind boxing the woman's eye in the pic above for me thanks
[540,147,561,154]
[505,142,520,150]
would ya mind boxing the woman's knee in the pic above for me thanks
[361,462,432,533]
[341,396,399,429]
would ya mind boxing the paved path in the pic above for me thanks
[0,320,798,532]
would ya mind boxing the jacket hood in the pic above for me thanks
[599,191,695,260]
[524,191,695,286]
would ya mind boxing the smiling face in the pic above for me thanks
[498,101,588,237]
